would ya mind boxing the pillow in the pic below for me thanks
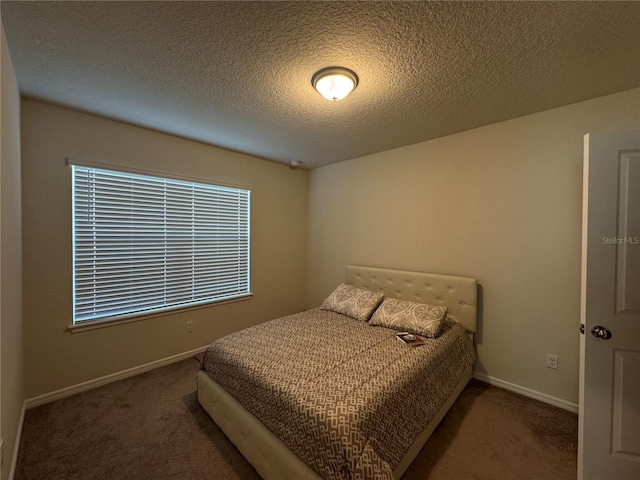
[320,283,384,321]
[370,297,447,338]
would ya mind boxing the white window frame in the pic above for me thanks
[68,159,251,331]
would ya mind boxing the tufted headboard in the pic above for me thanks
[346,265,478,333]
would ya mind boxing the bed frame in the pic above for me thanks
[197,265,478,479]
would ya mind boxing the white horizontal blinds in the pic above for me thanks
[72,165,250,323]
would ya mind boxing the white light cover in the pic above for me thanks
[312,67,358,102]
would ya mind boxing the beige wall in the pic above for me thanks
[1,21,24,480]
[12,69,640,415]
[21,99,309,398]
[306,88,640,405]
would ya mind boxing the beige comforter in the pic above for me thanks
[201,308,475,480]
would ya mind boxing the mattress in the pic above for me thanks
[200,308,475,480]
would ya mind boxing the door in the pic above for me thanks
[579,130,640,480]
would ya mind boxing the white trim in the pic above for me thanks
[8,401,26,480]
[65,156,252,191]
[473,371,579,413]
[25,345,210,409]
[68,294,252,333]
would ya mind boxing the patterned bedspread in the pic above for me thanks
[201,308,475,480]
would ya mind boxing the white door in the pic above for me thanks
[579,130,640,480]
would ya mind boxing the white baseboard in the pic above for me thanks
[8,400,26,480]
[25,345,210,409]
[473,371,579,413]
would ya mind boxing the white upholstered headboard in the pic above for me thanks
[346,265,478,333]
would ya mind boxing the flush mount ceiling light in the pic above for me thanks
[311,67,359,102]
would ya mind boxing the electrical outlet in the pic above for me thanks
[546,353,558,370]
[186,321,193,333]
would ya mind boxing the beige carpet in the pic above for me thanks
[15,358,577,480]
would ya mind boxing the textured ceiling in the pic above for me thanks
[2,1,639,169]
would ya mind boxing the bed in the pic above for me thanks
[197,265,478,479]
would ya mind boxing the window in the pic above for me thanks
[71,163,250,324]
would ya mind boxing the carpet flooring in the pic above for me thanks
[15,358,577,480]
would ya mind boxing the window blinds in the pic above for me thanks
[72,165,250,323]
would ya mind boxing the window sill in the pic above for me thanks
[67,293,253,333]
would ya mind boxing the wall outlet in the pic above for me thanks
[186,321,193,333]
[546,353,558,370]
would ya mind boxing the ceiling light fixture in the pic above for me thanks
[311,67,359,102]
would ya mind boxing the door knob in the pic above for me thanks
[591,325,612,340]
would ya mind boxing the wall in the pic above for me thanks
[1,20,24,480]
[306,88,640,406]
[21,99,309,398]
